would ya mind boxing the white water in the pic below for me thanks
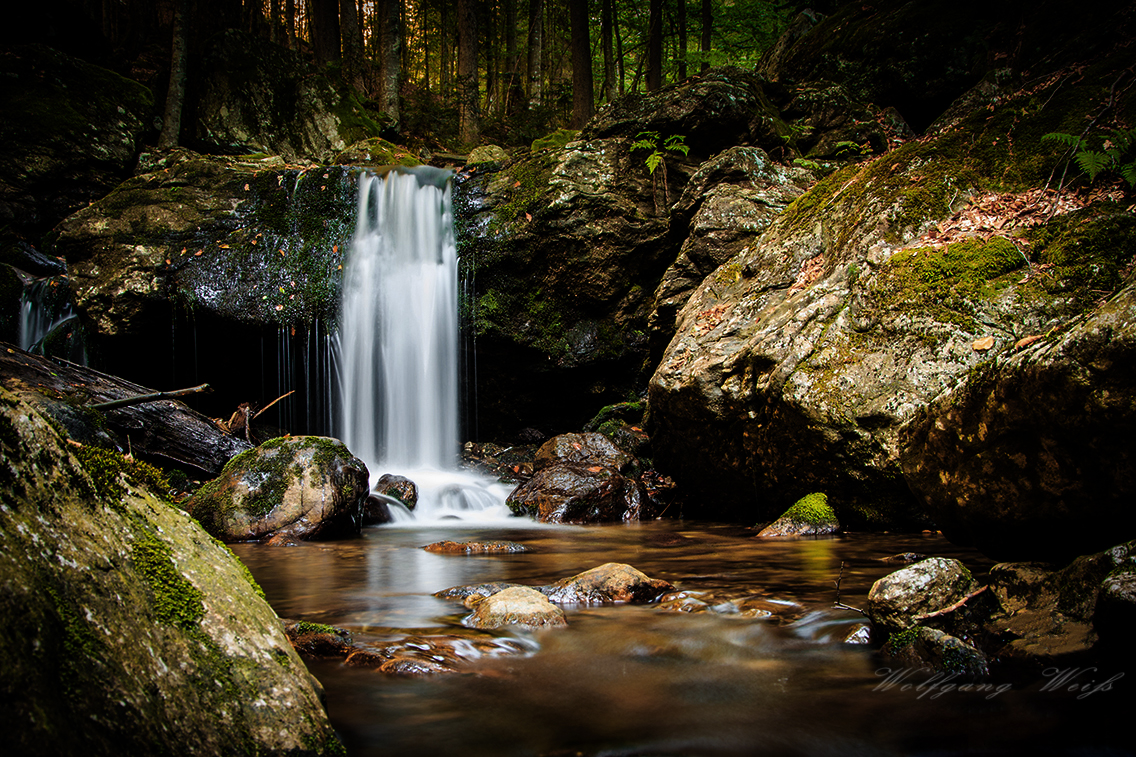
[337,168,514,523]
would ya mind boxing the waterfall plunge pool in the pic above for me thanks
[232,523,1127,757]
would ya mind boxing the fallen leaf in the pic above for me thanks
[275,304,284,311]
[244,183,250,191]
[1015,334,1042,350]
[513,180,521,188]
[194,250,203,256]
[333,244,338,253]
[525,213,532,221]
[972,336,996,351]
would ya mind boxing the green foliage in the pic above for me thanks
[631,131,690,175]
[1043,127,1136,186]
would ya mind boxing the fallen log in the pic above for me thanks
[89,383,212,411]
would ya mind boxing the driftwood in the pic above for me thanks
[0,342,250,476]
[89,383,211,411]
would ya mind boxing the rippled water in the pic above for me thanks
[233,522,1128,756]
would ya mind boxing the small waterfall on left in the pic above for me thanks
[337,168,514,523]
[19,277,86,363]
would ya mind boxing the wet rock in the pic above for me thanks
[345,634,531,675]
[534,431,638,475]
[899,277,1136,562]
[0,386,341,755]
[194,29,376,163]
[0,240,66,277]
[185,435,368,543]
[466,586,568,630]
[984,541,1136,664]
[545,563,674,604]
[880,627,990,679]
[584,400,651,457]
[656,592,712,613]
[435,582,530,609]
[844,624,872,644]
[756,492,840,537]
[422,540,528,554]
[879,553,929,565]
[867,557,977,634]
[333,137,421,168]
[52,150,355,341]
[281,619,353,657]
[506,463,647,524]
[362,494,393,525]
[0,44,154,238]
[376,473,419,510]
[728,596,807,622]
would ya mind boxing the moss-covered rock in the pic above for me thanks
[756,492,840,536]
[51,149,357,337]
[186,435,368,543]
[0,44,154,238]
[880,626,990,679]
[0,386,341,755]
[647,34,1136,527]
[867,557,977,634]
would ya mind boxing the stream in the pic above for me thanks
[233,521,1128,757]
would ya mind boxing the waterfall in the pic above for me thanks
[18,278,86,364]
[338,168,513,523]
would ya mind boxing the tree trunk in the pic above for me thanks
[647,0,662,91]
[569,0,594,127]
[380,0,402,129]
[441,1,450,90]
[678,0,687,80]
[285,0,295,49]
[600,0,615,103]
[614,0,624,95]
[700,0,711,73]
[503,0,518,114]
[527,0,543,107]
[457,0,480,148]
[340,0,366,92]
[310,0,341,64]
[158,0,189,150]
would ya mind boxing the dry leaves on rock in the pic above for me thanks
[789,253,825,293]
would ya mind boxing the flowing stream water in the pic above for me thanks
[234,167,1129,755]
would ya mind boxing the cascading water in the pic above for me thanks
[337,168,513,523]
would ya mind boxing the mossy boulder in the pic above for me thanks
[647,36,1136,527]
[186,435,368,543]
[51,149,356,340]
[880,627,990,679]
[0,386,341,755]
[193,29,380,163]
[333,137,422,168]
[0,44,154,238]
[756,492,840,537]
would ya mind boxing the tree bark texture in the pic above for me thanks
[569,0,594,127]
[158,0,189,150]
[647,0,662,91]
[310,0,341,64]
[678,0,687,80]
[700,0,711,72]
[601,0,616,102]
[527,0,544,107]
[380,0,402,129]
[458,0,480,148]
[340,0,366,92]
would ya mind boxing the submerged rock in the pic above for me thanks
[545,563,674,604]
[282,619,353,657]
[185,435,368,543]
[375,473,419,510]
[466,586,568,630]
[756,492,840,537]
[0,387,341,755]
[344,634,531,676]
[423,540,528,554]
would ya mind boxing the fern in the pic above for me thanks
[1045,127,1136,187]
[1042,132,1085,149]
[1075,150,1110,181]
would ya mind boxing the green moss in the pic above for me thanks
[886,625,922,650]
[531,129,580,152]
[132,530,205,631]
[72,444,172,505]
[1025,208,1136,311]
[292,621,340,635]
[488,152,555,233]
[782,492,836,526]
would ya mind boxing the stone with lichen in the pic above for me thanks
[756,492,840,536]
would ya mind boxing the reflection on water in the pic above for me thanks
[232,522,1128,756]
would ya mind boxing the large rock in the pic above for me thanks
[533,431,638,474]
[545,563,674,604]
[0,386,341,755]
[456,130,687,437]
[756,492,840,537]
[899,277,1136,562]
[193,29,380,163]
[0,44,154,238]
[649,146,813,353]
[466,586,568,630]
[186,436,368,543]
[506,463,646,524]
[867,557,977,634]
[647,40,1136,527]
